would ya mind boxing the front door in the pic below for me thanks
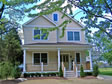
[60,54,69,70]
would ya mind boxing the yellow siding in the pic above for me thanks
[26,50,88,72]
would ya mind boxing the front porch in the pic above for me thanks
[22,43,93,77]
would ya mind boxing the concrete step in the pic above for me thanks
[65,71,76,78]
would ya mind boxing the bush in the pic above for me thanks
[80,65,85,77]
[23,72,59,78]
[93,64,99,76]
[85,72,93,76]
[12,64,21,78]
[0,61,15,80]
[58,66,63,77]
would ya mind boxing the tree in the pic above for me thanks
[2,28,22,64]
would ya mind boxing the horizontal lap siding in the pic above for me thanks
[26,51,58,72]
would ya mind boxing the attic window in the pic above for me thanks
[53,13,58,21]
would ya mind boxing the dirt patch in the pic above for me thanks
[80,76,97,79]
[0,80,21,84]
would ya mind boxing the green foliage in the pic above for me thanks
[85,72,93,76]
[102,51,112,65]
[24,72,59,78]
[0,61,15,79]
[12,63,21,79]
[93,64,99,77]
[80,65,85,77]
[59,66,63,77]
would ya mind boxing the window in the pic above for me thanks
[53,13,58,21]
[76,53,80,64]
[67,31,80,41]
[68,31,73,41]
[33,53,48,65]
[34,29,48,40]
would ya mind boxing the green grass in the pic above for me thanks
[99,68,112,76]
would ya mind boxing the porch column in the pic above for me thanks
[89,49,93,70]
[23,49,26,72]
[58,48,61,71]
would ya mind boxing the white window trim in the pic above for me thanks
[52,13,59,22]
[32,52,49,66]
[32,28,49,41]
[75,52,81,65]
[67,31,81,42]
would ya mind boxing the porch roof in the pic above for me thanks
[24,42,90,46]
[22,42,92,51]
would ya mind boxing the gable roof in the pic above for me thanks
[23,15,57,27]
[60,11,84,28]
[23,11,84,28]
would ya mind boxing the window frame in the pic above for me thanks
[32,52,48,66]
[67,31,81,41]
[33,28,48,41]
[52,13,59,22]
[75,52,81,64]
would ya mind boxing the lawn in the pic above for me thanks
[99,68,112,76]
[19,79,112,84]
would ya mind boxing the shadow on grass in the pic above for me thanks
[0,80,21,84]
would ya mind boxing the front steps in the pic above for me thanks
[65,71,76,78]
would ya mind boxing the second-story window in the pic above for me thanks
[34,29,48,40]
[53,13,58,21]
[67,31,80,41]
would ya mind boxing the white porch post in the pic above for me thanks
[58,48,61,71]
[23,49,26,72]
[89,49,93,70]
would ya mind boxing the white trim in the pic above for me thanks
[23,25,55,28]
[58,48,61,71]
[78,70,93,72]
[66,27,82,30]
[52,12,59,22]
[32,28,49,41]
[24,71,58,73]
[89,49,93,70]
[23,49,26,72]
[32,52,49,66]
[43,15,58,26]
[75,52,81,65]
[23,48,90,51]
[23,15,57,26]
[66,30,81,42]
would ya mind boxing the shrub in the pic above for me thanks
[58,66,63,77]
[0,61,15,80]
[80,65,85,77]
[93,64,99,76]
[85,72,93,76]
[12,64,21,78]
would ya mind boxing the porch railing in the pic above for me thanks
[73,61,81,77]
[26,62,58,72]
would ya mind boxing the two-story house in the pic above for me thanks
[22,11,93,77]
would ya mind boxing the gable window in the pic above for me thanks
[33,53,48,65]
[53,13,58,21]
[67,31,80,41]
[34,29,48,40]
[76,53,81,64]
